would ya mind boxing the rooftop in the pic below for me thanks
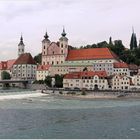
[37,65,51,71]
[114,62,128,68]
[64,71,107,79]
[66,48,119,61]
[14,53,36,65]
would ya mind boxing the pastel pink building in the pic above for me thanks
[42,28,69,65]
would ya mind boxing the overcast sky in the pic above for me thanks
[0,0,140,60]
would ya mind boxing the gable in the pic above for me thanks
[47,42,60,55]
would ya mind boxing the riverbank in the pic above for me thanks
[43,89,140,100]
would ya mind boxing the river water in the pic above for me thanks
[0,90,140,139]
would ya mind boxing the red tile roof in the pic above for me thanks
[7,59,16,70]
[114,62,128,68]
[0,59,16,70]
[66,48,119,61]
[64,71,107,79]
[37,65,51,71]
[14,53,36,65]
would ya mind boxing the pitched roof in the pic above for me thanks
[64,71,107,79]
[0,59,16,70]
[14,53,36,65]
[129,64,138,70]
[114,62,128,68]
[7,59,16,70]
[66,47,119,61]
[37,65,51,71]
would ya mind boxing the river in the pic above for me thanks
[0,90,140,139]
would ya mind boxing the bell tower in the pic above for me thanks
[59,27,68,58]
[42,31,51,65]
[18,35,25,57]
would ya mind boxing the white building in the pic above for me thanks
[111,75,130,90]
[63,71,109,90]
[113,62,130,76]
[12,53,37,81]
[36,65,50,81]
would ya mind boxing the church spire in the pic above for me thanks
[61,26,66,37]
[44,30,49,39]
[130,27,137,50]
[18,34,25,46]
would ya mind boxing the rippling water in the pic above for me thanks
[0,91,140,139]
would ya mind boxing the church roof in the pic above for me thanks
[14,53,36,65]
[66,48,119,61]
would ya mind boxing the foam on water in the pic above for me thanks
[0,92,47,100]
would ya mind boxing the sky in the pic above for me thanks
[0,0,140,60]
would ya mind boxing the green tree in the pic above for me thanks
[54,74,63,88]
[34,53,42,64]
[44,76,52,87]
[109,37,113,45]
[1,71,11,80]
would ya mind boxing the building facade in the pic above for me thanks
[36,65,50,81]
[50,48,120,76]
[42,28,69,65]
[12,53,37,80]
[63,71,109,90]
[111,75,130,90]
[113,62,130,76]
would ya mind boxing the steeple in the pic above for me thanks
[18,34,25,57]
[18,34,25,46]
[61,26,66,37]
[44,30,49,39]
[130,27,137,50]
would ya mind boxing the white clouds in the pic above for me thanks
[0,0,140,60]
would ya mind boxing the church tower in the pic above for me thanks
[130,27,138,50]
[18,35,25,57]
[59,27,68,58]
[42,31,51,65]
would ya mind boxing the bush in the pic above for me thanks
[59,91,63,95]
[81,91,86,95]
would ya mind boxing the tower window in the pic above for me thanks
[52,61,54,65]
[61,44,63,48]
[61,50,63,54]
[53,51,54,54]
[44,51,45,55]
[44,46,45,49]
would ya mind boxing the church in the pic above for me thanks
[41,28,69,65]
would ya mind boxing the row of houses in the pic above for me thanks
[63,71,140,91]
